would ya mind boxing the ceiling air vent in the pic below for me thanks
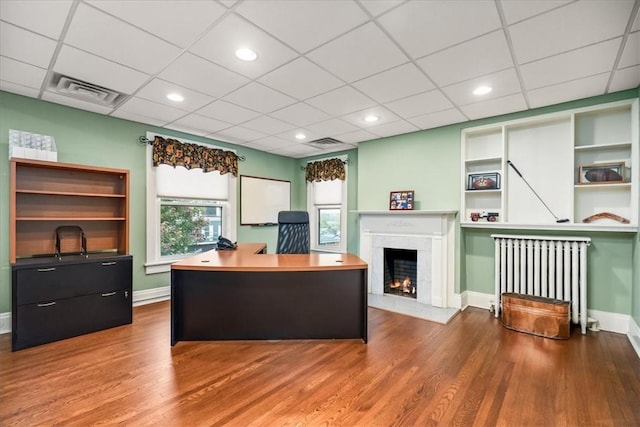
[307,137,344,146]
[49,73,127,107]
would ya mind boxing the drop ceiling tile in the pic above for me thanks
[307,118,359,137]
[270,143,324,158]
[459,93,527,120]
[110,109,169,127]
[306,22,408,82]
[64,3,181,74]
[385,90,453,118]
[619,32,639,69]
[527,73,610,108]
[0,0,72,39]
[235,1,368,53]
[378,1,501,59]
[206,132,243,145]
[520,39,620,90]
[0,24,57,68]
[88,0,226,48]
[41,91,115,114]
[277,129,321,143]
[441,68,521,106]
[341,106,400,129]
[165,114,233,137]
[115,97,186,124]
[258,57,344,100]
[190,13,298,79]
[197,100,261,124]
[0,81,40,98]
[352,63,435,104]
[245,136,292,151]
[223,82,296,114]
[367,120,420,138]
[610,65,640,92]
[407,108,468,130]
[417,30,513,87]
[335,129,378,144]
[360,1,404,17]
[633,11,640,32]
[135,79,215,111]
[306,85,376,116]
[54,45,150,94]
[500,1,572,25]
[0,56,47,89]
[216,125,266,142]
[159,53,249,98]
[269,102,331,127]
[241,115,297,134]
[509,0,634,64]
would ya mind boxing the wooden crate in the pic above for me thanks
[501,293,570,339]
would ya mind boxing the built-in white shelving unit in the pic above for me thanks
[461,99,639,232]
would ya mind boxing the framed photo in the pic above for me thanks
[389,190,414,210]
[579,162,627,184]
[467,172,500,190]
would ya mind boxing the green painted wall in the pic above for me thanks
[358,89,639,315]
[633,88,640,326]
[0,91,299,313]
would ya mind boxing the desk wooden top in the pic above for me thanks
[171,243,368,272]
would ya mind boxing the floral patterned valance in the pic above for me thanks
[152,136,238,176]
[305,158,346,182]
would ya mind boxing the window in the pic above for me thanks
[160,199,222,256]
[145,133,236,274]
[307,157,347,253]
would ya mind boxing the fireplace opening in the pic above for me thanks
[384,248,417,299]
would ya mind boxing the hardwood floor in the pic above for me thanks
[1,301,639,426]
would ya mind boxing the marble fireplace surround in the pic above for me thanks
[357,210,459,323]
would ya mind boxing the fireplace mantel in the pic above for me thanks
[357,210,457,311]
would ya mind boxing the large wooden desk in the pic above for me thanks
[170,243,368,345]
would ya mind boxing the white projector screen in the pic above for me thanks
[240,175,291,226]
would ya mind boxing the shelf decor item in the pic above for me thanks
[579,162,627,184]
[389,190,414,210]
[467,172,500,190]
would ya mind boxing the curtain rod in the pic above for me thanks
[138,136,246,161]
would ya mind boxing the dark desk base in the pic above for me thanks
[171,269,367,345]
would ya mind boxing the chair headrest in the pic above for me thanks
[278,210,309,224]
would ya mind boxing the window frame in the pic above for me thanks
[306,156,348,253]
[145,132,237,274]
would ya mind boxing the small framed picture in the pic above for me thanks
[390,190,414,210]
[579,162,627,184]
[467,172,500,190]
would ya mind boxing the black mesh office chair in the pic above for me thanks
[276,211,310,254]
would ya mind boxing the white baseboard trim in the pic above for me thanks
[627,316,640,360]
[461,290,495,312]
[0,312,11,335]
[132,286,171,307]
[463,291,636,337]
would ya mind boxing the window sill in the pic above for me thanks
[144,260,174,274]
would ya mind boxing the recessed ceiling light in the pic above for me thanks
[166,93,184,102]
[235,48,257,61]
[473,85,492,96]
[365,115,379,122]
[295,133,306,140]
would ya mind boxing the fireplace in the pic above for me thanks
[384,248,417,298]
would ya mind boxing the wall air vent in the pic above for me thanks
[49,73,128,107]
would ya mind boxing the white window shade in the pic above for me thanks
[155,164,229,200]
[313,179,342,205]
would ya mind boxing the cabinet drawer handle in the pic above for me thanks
[101,262,117,266]
[36,267,56,272]
[101,292,117,297]
[37,302,56,307]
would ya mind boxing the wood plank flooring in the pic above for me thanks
[1,302,639,426]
